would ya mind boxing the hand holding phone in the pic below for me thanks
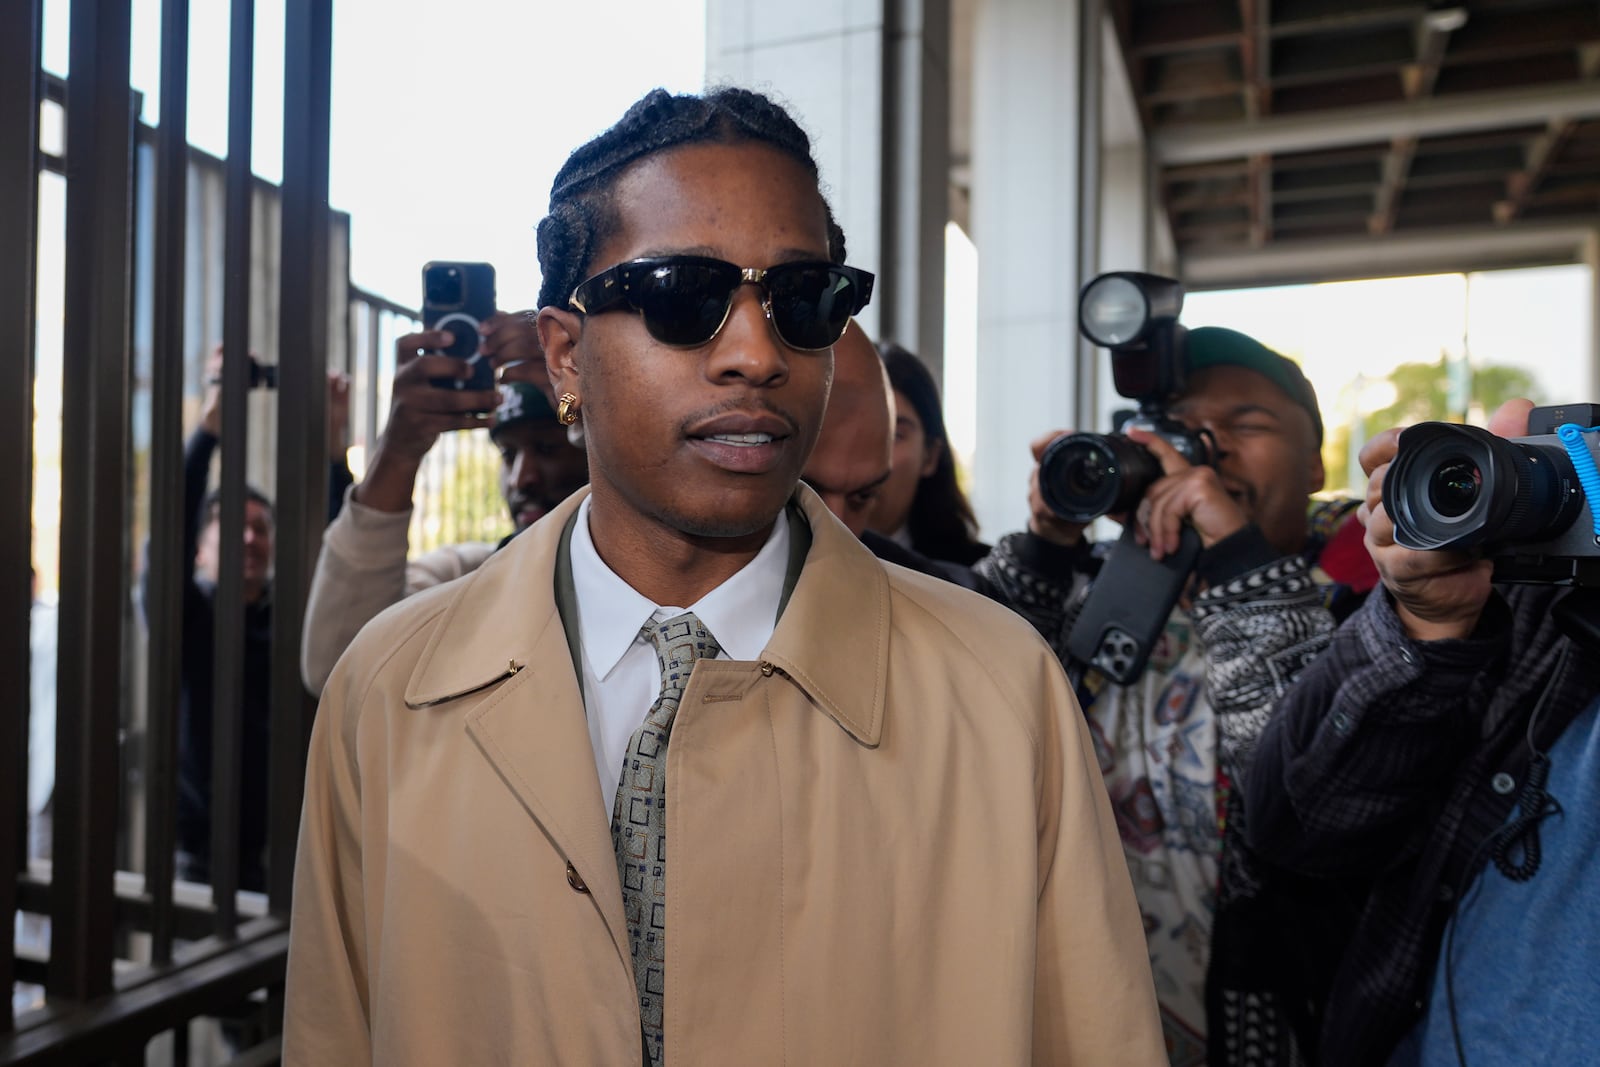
[423,261,496,406]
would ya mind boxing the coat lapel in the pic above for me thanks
[401,490,633,972]
[763,490,891,746]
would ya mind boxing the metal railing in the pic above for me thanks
[3,1,336,1062]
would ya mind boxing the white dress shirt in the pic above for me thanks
[568,497,791,813]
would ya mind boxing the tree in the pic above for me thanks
[1324,354,1539,494]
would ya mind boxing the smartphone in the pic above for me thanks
[1066,522,1201,686]
[423,260,496,405]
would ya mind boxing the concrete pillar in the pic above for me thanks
[968,0,1086,538]
[705,1,951,366]
[883,0,952,375]
[1094,144,1150,431]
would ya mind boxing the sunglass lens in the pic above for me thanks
[768,266,857,350]
[634,261,738,346]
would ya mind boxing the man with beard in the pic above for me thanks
[300,314,588,694]
[976,326,1379,1064]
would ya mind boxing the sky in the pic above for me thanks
[43,0,710,312]
[1184,266,1591,419]
[33,0,1596,513]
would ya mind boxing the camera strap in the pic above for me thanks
[1556,422,1600,537]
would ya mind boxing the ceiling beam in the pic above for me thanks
[1371,13,1453,233]
[1370,137,1419,234]
[1181,218,1599,289]
[1269,0,1420,39]
[1248,152,1271,246]
[1129,1,1239,55]
[1152,80,1600,164]
[1496,120,1578,223]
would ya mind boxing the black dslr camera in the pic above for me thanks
[1385,403,1600,587]
[1047,272,1213,686]
[1038,273,1211,523]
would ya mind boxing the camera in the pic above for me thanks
[207,354,277,389]
[248,356,277,390]
[1053,271,1212,686]
[1038,272,1212,524]
[1385,403,1600,586]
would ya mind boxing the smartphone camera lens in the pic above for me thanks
[426,266,464,307]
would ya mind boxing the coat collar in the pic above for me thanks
[402,484,890,746]
[760,488,890,746]
[397,484,891,979]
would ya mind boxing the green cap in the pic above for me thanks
[1184,326,1323,445]
[490,381,557,436]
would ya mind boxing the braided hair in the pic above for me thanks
[535,87,848,311]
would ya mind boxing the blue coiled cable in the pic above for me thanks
[1556,423,1600,537]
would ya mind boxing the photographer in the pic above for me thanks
[977,325,1378,1061]
[1242,398,1600,1065]
[164,346,353,891]
[299,311,588,695]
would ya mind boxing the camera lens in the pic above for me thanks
[1065,460,1107,498]
[1385,423,1583,551]
[426,265,465,307]
[1039,432,1161,524]
[1426,458,1481,518]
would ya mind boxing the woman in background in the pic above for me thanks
[868,342,989,567]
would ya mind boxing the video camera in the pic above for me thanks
[1050,271,1213,686]
[1385,403,1600,587]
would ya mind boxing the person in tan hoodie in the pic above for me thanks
[283,85,1163,1067]
[300,316,587,696]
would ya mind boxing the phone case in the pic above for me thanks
[423,261,497,403]
[1066,522,1201,685]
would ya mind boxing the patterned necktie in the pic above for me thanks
[611,611,721,1067]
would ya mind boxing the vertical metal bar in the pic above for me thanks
[211,0,256,937]
[268,0,334,913]
[144,0,191,966]
[1074,0,1105,434]
[0,0,43,1035]
[51,0,135,1003]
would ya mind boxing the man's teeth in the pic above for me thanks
[707,433,774,446]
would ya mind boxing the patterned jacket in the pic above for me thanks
[976,498,1375,1065]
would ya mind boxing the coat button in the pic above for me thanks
[566,861,588,893]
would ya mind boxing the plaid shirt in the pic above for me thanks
[1241,581,1600,1064]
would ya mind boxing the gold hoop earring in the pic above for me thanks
[556,393,580,426]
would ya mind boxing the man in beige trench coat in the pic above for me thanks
[283,85,1163,1067]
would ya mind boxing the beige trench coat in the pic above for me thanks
[283,488,1163,1065]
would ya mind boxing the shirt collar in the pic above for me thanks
[568,496,791,680]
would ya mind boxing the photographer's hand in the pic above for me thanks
[1126,426,1248,560]
[1358,398,1533,642]
[353,330,496,514]
[481,311,559,414]
[1027,430,1091,546]
[199,345,225,437]
[327,370,351,461]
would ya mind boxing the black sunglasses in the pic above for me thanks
[568,255,875,351]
